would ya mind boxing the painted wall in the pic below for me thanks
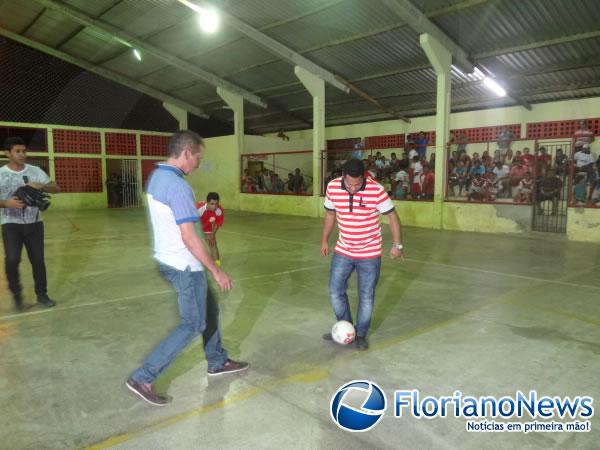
[50,193,106,210]
[392,201,438,229]
[243,134,310,153]
[442,202,532,234]
[188,135,240,208]
[239,193,319,217]
[242,134,314,185]
[566,207,600,242]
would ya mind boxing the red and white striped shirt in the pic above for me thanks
[574,128,594,148]
[324,177,394,259]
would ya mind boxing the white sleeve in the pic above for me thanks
[323,185,335,211]
[375,186,394,214]
[197,204,207,216]
[31,166,50,184]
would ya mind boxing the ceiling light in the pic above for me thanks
[133,48,142,61]
[177,1,220,33]
[483,77,507,97]
[197,7,219,33]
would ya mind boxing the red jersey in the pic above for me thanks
[522,154,535,167]
[196,202,224,234]
[419,171,435,195]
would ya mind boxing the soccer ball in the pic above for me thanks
[332,320,355,345]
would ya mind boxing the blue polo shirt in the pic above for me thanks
[146,163,203,271]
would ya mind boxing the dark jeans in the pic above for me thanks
[329,253,381,337]
[131,264,228,384]
[2,222,47,299]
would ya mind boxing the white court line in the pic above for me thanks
[0,264,326,322]
[221,229,314,246]
[221,229,600,291]
[45,232,149,243]
[3,232,597,321]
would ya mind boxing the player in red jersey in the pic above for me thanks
[196,192,224,267]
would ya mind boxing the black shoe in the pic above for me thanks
[355,336,369,350]
[14,293,25,312]
[322,332,333,341]
[37,295,56,308]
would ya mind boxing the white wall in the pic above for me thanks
[242,134,314,186]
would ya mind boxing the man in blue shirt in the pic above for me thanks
[126,130,248,406]
[415,131,429,159]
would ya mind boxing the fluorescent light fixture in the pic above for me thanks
[483,76,507,97]
[178,0,202,14]
[473,66,485,80]
[451,64,467,78]
[133,48,142,61]
[197,7,219,33]
[177,0,219,33]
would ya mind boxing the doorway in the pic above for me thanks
[531,140,571,233]
[106,159,140,208]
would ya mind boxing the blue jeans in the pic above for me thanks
[329,253,381,338]
[131,264,228,383]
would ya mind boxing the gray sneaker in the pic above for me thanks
[126,379,170,406]
[207,359,249,376]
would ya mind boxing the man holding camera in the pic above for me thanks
[0,137,60,311]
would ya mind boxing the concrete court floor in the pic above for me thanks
[0,208,598,450]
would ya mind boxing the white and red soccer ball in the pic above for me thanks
[331,320,355,345]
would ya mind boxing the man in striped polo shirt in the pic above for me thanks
[321,158,405,350]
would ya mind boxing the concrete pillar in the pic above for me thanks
[294,66,325,218]
[420,33,451,229]
[217,87,244,210]
[162,102,188,130]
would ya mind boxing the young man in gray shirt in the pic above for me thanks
[0,137,60,310]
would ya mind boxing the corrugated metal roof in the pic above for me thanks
[139,66,202,91]
[355,69,437,96]
[435,0,600,54]
[60,28,124,63]
[525,86,600,102]
[171,82,220,104]
[63,0,118,17]
[489,38,600,73]
[23,8,82,48]
[228,60,299,91]
[1,0,600,132]
[101,50,167,80]
[263,0,402,51]
[306,27,424,79]
[145,19,243,58]
[0,1,44,33]
[98,1,192,38]
[188,39,278,77]
[224,0,333,29]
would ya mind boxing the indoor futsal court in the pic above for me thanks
[1,0,600,449]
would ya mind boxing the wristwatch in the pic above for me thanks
[393,243,403,250]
